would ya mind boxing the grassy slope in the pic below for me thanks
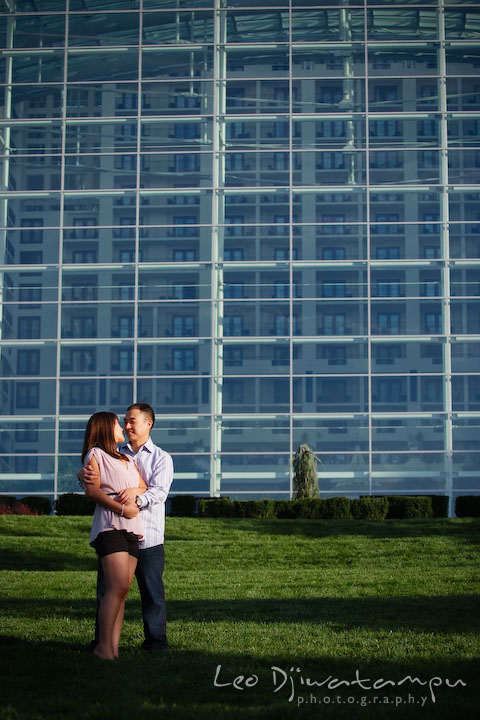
[0,516,479,719]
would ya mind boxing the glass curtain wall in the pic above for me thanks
[1,0,479,510]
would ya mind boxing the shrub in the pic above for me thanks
[170,494,197,517]
[324,496,353,519]
[386,495,433,519]
[0,495,16,508]
[351,497,388,520]
[0,502,38,516]
[198,498,236,518]
[428,495,449,518]
[55,493,95,516]
[233,499,276,519]
[455,495,480,518]
[294,498,329,519]
[15,502,39,516]
[20,496,51,515]
[293,444,318,498]
[274,500,297,519]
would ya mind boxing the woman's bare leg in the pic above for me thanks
[111,555,137,657]
[94,552,132,660]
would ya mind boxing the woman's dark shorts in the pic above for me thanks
[91,529,139,559]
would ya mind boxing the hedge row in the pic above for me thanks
[172,494,450,520]
[0,495,51,515]
[1,493,479,518]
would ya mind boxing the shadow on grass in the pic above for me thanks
[203,518,480,542]
[0,546,97,571]
[0,635,476,720]
[3,594,479,635]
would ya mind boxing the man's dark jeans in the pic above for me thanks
[94,543,168,650]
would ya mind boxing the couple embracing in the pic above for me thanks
[79,403,173,660]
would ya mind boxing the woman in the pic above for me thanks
[82,411,147,660]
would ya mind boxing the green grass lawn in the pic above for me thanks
[0,516,479,720]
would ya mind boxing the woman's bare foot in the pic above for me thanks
[93,646,116,660]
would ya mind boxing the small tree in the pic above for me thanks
[293,444,318,499]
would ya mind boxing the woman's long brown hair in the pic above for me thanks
[81,411,124,463]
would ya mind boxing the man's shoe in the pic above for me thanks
[143,642,170,653]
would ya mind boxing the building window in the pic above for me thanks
[15,456,38,473]
[225,153,245,171]
[374,345,403,364]
[422,213,440,233]
[71,316,96,338]
[19,251,43,263]
[174,123,199,139]
[273,346,289,366]
[370,151,401,169]
[319,378,347,403]
[419,151,438,168]
[19,284,42,306]
[275,247,298,260]
[173,155,199,172]
[322,280,346,298]
[274,314,289,335]
[224,248,244,261]
[376,246,400,259]
[70,282,97,301]
[371,120,399,137]
[321,214,345,234]
[20,219,43,243]
[320,86,343,104]
[173,249,197,261]
[422,378,443,403]
[226,122,247,139]
[172,348,197,371]
[224,347,243,367]
[118,283,134,301]
[226,88,245,109]
[323,314,345,335]
[323,247,345,260]
[172,316,195,337]
[224,280,244,299]
[116,316,134,337]
[377,312,400,334]
[15,424,38,442]
[423,246,440,259]
[119,249,136,262]
[18,316,41,338]
[225,216,244,236]
[72,249,97,263]
[224,315,244,336]
[173,282,197,300]
[376,280,401,297]
[320,345,346,365]
[66,349,96,373]
[17,349,40,375]
[69,382,95,406]
[112,349,132,372]
[173,216,197,237]
[171,381,197,405]
[224,380,243,404]
[16,382,40,408]
[374,85,398,102]
[424,312,442,334]
[317,152,345,170]
[376,379,405,403]
[317,120,345,138]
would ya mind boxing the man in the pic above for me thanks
[81,402,174,652]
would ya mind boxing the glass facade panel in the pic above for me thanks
[1,1,478,509]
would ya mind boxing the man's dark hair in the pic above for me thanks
[126,403,155,426]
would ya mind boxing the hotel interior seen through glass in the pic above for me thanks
[1,0,480,510]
